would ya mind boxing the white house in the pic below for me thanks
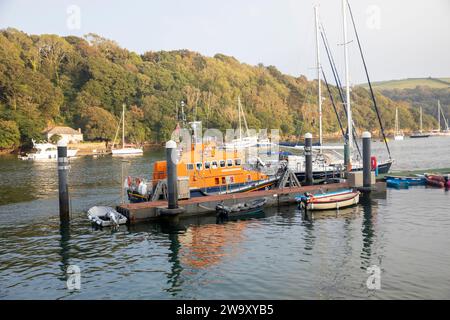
[42,126,83,144]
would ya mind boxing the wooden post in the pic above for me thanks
[305,133,313,186]
[57,140,70,222]
[362,131,371,188]
[166,140,178,209]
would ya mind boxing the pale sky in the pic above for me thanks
[0,0,449,83]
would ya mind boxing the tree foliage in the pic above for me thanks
[381,85,450,129]
[0,28,437,150]
[78,106,117,141]
[0,119,20,149]
[49,134,62,144]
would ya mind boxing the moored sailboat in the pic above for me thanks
[410,107,430,138]
[286,2,394,181]
[430,100,450,136]
[394,107,404,141]
[111,104,143,156]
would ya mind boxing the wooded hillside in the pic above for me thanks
[0,28,436,150]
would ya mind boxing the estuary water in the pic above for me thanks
[0,136,449,299]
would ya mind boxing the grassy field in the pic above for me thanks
[360,77,450,90]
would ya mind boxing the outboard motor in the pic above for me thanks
[216,201,229,223]
[106,210,119,227]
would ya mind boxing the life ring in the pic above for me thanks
[371,156,377,170]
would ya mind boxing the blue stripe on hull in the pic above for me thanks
[191,180,271,197]
[128,180,273,203]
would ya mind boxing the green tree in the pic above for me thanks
[0,120,20,149]
[79,106,118,141]
[49,134,62,144]
[0,29,436,148]
[36,34,73,83]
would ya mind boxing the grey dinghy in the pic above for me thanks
[87,206,127,227]
[216,198,267,221]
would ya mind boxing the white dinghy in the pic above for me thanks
[87,206,127,227]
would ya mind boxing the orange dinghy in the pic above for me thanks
[425,174,450,188]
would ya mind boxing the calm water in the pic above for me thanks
[0,137,449,299]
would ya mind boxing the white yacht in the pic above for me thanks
[20,140,78,160]
[224,97,276,151]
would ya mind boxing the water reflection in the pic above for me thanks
[360,193,376,270]
[0,201,372,299]
[2,188,450,299]
[58,222,71,281]
[166,232,182,296]
[0,150,164,207]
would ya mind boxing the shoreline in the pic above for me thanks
[0,131,445,156]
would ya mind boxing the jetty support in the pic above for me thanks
[117,182,349,224]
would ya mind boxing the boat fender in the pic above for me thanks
[127,176,132,187]
[371,156,377,171]
[138,181,147,195]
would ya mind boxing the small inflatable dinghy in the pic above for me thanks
[87,206,127,227]
[216,198,267,222]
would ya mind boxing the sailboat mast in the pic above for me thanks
[342,0,352,161]
[395,107,399,134]
[238,97,242,141]
[440,102,449,130]
[438,100,441,132]
[420,106,423,133]
[314,6,323,151]
[122,103,125,148]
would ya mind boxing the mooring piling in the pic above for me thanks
[159,140,185,217]
[344,142,350,174]
[362,131,371,189]
[166,140,178,209]
[305,133,313,186]
[57,140,70,222]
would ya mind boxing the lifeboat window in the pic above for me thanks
[196,162,202,170]
[220,160,226,168]
[227,159,233,167]
[211,161,218,169]
[221,177,226,184]
[187,163,194,171]
[215,177,220,185]
[230,176,234,183]
[235,159,241,166]
[205,162,211,169]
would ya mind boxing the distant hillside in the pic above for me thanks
[359,78,450,125]
[360,77,450,90]
[0,28,436,150]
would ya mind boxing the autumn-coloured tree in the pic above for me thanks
[0,28,441,150]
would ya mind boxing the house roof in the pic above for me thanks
[42,126,81,135]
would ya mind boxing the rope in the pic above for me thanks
[320,22,362,158]
[322,69,345,138]
[347,1,392,159]
[197,203,216,212]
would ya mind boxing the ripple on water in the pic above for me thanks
[1,166,450,298]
